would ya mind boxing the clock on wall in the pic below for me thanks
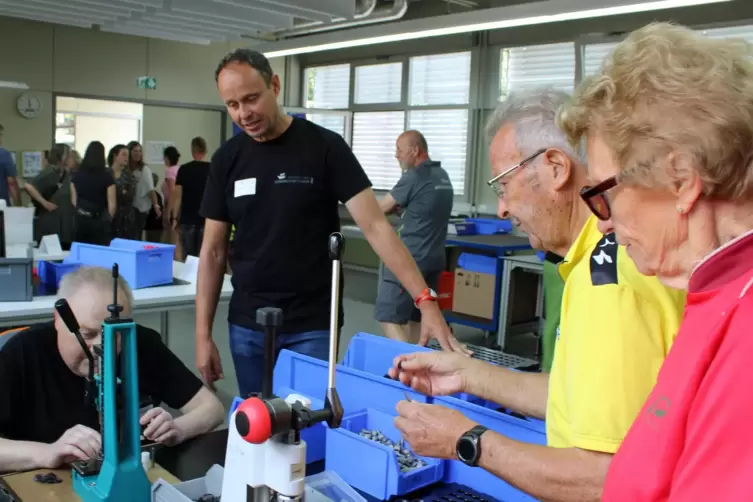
[16,92,43,119]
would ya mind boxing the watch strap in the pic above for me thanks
[456,425,489,466]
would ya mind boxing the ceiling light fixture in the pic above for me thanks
[0,81,30,90]
[260,0,732,57]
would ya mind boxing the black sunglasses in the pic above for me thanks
[580,175,618,220]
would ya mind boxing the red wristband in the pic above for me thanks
[414,288,437,308]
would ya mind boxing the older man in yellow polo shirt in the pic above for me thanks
[388,88,686,502]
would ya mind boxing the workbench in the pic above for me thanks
[0,260,234,347]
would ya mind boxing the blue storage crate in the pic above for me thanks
[465,218,512,235]
[342,333,488,406]
[67,238,175,289]
[434,396,545,500]
[37,260,82,289]
[273,350,430,417]
[325,408,444,500]
[228,391,326,464]
[450,221,477,235]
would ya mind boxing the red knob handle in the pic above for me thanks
[235,397,271,444]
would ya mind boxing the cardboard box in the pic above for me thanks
[453,268,495,319]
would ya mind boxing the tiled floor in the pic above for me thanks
[136,268,495,413]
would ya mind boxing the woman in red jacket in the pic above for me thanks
[558,22,753,501]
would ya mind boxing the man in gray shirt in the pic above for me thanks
[377,130,454,343]
[0,124,20,206]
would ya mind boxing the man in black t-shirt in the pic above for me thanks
[196,49,470,399]
[171,136,211,258]
[0,267,224,473]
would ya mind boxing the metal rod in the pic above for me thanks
[328,259,340,390]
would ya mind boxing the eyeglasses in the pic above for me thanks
[580,175,618,220]
[487,149,546,198]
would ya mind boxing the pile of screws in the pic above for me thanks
[195,495,220,502]
[358,429,427,473]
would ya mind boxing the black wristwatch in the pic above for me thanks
[456,425,488,467]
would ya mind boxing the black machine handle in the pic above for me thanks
[107,264,123,320]
[325,232,344,429]
[55,298,95,379]
[257,307,283,400]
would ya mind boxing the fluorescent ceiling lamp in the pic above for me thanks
[261,0,731,57]
[0,81,29,90]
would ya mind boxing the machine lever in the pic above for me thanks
[325,232,345,429]
[257,307,283,400]
[54,298,95,382]
[107,264,123,319]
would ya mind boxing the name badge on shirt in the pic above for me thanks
[234,178,257,198]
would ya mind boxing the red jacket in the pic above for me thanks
[603,230,753,501]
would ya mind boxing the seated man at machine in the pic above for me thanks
[0,266,225,473]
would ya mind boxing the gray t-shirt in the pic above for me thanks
[0,147,17,205]
[389,160,454,274]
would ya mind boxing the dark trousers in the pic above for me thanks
[74,212,112,246]
[179,224,204,258]
[228,323,329,398]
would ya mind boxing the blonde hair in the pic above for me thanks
[557,22,753,199]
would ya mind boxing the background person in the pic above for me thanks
[171,136,210,258]
[26,144,76,248]
[377,130,454,343]
[128,141,161,239]
[557,22,753,500]
[0,124,20,207]
[71,141,116,246]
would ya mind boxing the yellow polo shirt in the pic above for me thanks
[546,216,686,453]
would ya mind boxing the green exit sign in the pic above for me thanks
[137,76,157,90]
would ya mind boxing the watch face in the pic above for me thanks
[457,436,477,463]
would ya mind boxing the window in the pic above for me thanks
[409,52,472,106]
[700,25,753,42]
[354,62,402,105]
[307,114,347,140]
[408,109,468,194]
[501,42,575,98]
[582,42,619,78]
[351,111,405,190]
[304,64,350,109]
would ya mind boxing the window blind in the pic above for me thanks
[501,42,575,97]
[351,111,406,190]
[582,42,618,78]
[408,109,468,195]
[304,63,350,109]
[409,51,472,106]
[307,114,347,142]
[354,62,403,105]
[700,25,753,42]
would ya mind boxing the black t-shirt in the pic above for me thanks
[72,169,115,213]
[0,322,203,444]
[176,160,210,226]
[200,118,372,333]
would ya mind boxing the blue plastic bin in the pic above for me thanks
[458,253,497,275]
[342,333,487,406]
[228,391,327,464]
[273,350,430,417]
[465,218,512,235]
[67,238,175,289]
[325,408,444,500]
[451,221,477,235]
[37,260,82,289]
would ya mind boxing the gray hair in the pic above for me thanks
[58,266,134,312]
[486,88,584,163]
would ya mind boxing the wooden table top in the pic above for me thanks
[1,464,179,502]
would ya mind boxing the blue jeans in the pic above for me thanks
[228,323,330,398]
